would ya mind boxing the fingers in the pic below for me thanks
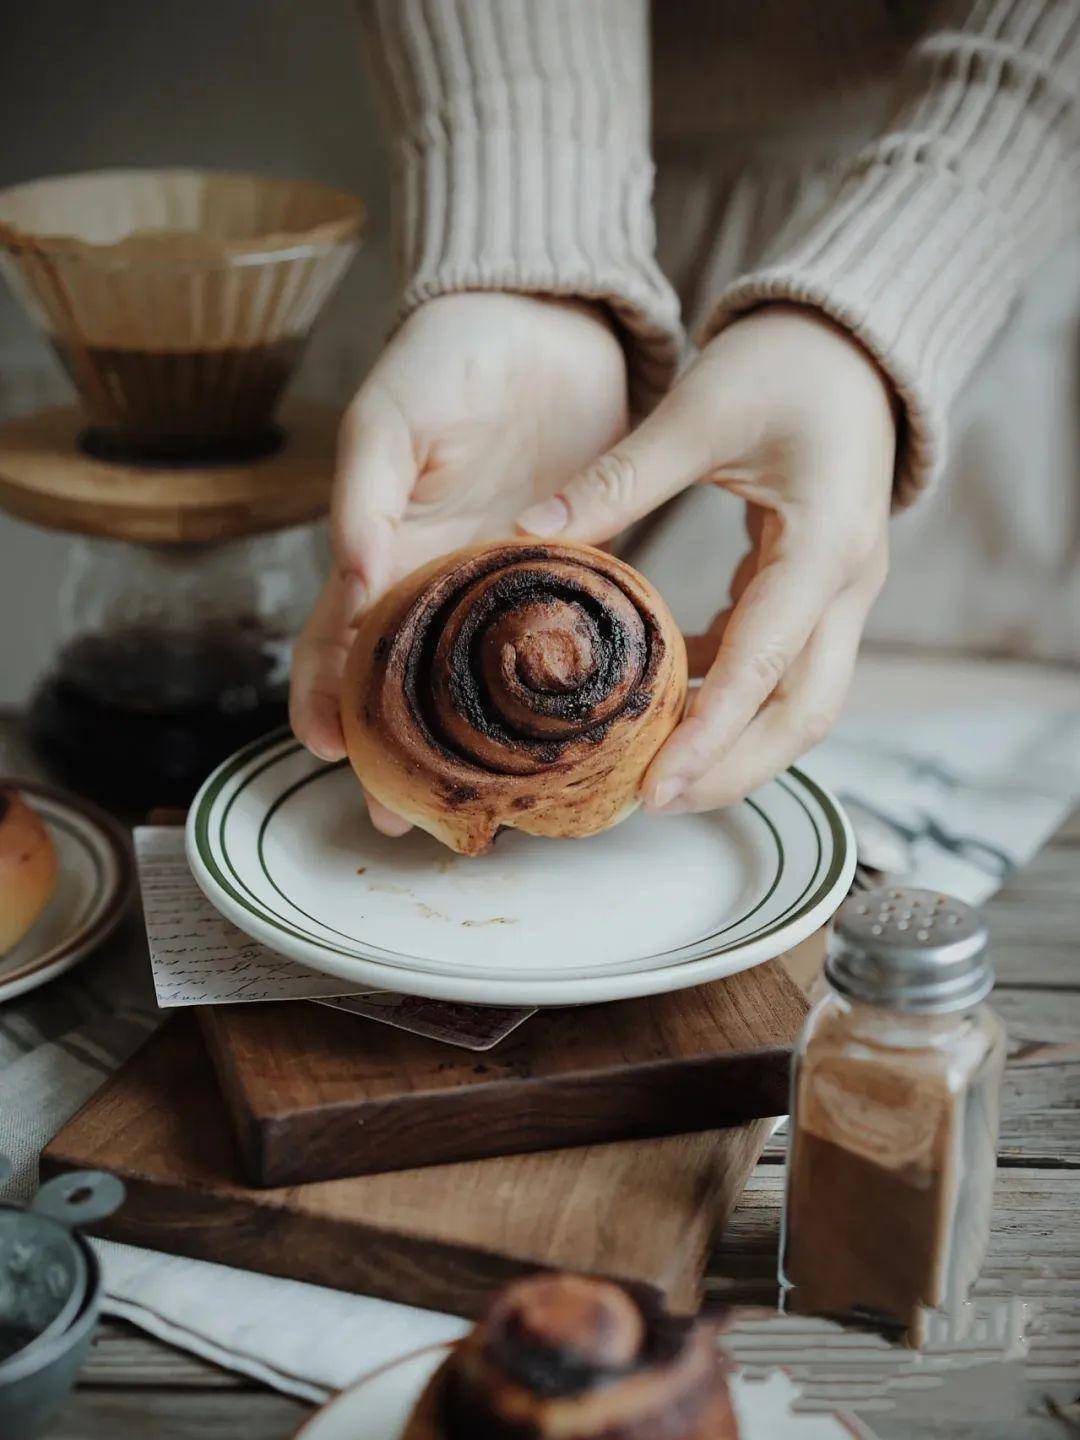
[684,504,765,677]
[646,586,871,812]
[515,381,727,545]
[364,790,414,838]
[289,574,353,762]
[290,573,415,837]
[332,386,416,616]
[643,539,838,807]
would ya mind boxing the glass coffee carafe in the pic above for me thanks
[27,525,325,809]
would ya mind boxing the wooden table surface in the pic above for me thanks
[2,676,1074,1440]
[34,808,1075,1439]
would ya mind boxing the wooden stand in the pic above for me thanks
[0,399,339,542]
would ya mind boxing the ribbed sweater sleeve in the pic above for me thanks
[356,0,683,416]
[704,0,1080,506]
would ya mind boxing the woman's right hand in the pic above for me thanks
[289,292,629,833]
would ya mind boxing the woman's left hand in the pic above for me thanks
[516,303,895,814]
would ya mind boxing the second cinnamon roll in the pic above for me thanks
[402,1273,738,1439]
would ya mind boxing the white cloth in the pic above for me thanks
[1,666,1078,1401]
[100,1247,467,1404]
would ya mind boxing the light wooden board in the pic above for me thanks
[0,400,338,541]
[43,1016,775,1319]
[201,959,808,1186]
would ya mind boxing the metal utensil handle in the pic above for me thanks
[30,1172,125,1229]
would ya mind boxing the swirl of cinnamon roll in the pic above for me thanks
[342,541,687,855]
[402,1274,738,1440]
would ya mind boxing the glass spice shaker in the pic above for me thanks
[780,887,1005,1345]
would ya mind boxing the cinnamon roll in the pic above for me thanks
[0,788,59,954]
[342,541,688,855]
[403,1274,738,1439]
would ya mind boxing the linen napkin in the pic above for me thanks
[1,686,1078,1403]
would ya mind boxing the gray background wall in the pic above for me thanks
[0,0,393,703]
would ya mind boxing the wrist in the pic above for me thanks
[402,290,618,347]
[727,302,897,448]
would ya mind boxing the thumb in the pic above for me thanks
[331,386,415,620]
[514,388,714,545]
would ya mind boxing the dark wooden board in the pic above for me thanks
[42,1017,775,1319]
[200,959,809,1186]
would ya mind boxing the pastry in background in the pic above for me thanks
[403,1273,738,1439]
[0,787,59,954]
[342,540,688,855]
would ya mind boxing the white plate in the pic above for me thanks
[0,780,133,1003]
[187,729,854,1007]
[294,1343,870,1440]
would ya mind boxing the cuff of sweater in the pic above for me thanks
[700,153,1023,508]
[392,133,684,418]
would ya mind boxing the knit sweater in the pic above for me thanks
[356,0,1079,505]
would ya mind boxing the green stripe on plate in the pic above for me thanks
[191,729,848,975]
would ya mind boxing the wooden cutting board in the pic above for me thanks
[0,401,338,542]
[42,1017,775,1318]
[201,958,809,1186]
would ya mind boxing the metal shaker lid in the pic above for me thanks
[826,887,993,1014]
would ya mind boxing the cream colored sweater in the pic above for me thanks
[357,1,1078,505]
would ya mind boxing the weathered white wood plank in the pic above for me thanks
[708,1166,1080,1411]
[872,1421,1068,1440]
[764,987,1080,1165]
[985,810,1080,988]
[48,1389,310,1440]
[81,1321,251,1389]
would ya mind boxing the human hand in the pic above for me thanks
[516,303,895,813]
[289,292,628,831]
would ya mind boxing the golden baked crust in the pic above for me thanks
[0,788,59,954]
[341,540,688,855]
[399,1275,739,1439]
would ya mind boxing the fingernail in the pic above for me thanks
[648,779,684,810]
[517,497,569,537]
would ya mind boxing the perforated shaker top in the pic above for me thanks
[827,887,993,1013]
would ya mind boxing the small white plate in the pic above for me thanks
[294,1343,871,1440]
[187,729,853,1007]
[0,780,133,1003]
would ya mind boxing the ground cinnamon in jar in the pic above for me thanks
[780,888,1005,1344]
